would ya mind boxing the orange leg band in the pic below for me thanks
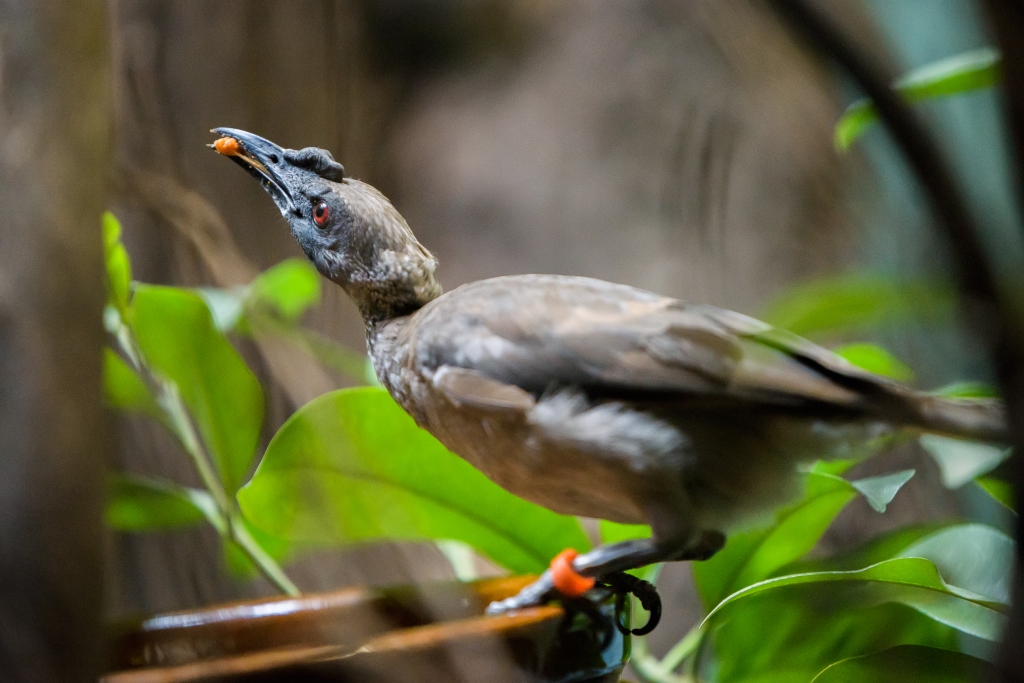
[549,548,595,598]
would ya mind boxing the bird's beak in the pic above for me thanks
[210,127,299,216]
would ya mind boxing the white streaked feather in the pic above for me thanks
[528,390,686,472]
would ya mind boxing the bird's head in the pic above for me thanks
[211,128,441,323]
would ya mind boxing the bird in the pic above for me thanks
[211,128,1007,616]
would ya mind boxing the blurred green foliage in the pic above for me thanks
[762,274,954,339]
[835,48,1000,150]
[811,645,991,683]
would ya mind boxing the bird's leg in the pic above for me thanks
[485,530,725,615]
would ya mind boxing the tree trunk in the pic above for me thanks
[0,1,109,681]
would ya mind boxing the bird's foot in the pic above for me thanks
[485,570,556,615]
[485,547,663,635]
[486,547,595,614]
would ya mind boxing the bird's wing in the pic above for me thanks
[411,275,898,414]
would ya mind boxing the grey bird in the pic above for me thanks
[212,128,1007,613]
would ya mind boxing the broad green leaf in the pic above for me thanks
[811,644,991,683]
[834,343,913,381]
[702,557,1009,641]
[850,469,915,513]
[598,520,651,544]
[436,540,481,581]
[708,597,957,683]
[836,48,1001,150]
[762,275,953,338]
[107,474,218,531]
[238,387,590,574]
[694,473,858,610]
[977,477,1015,511]
[919,435,1011,488]
[131,285,264,492]
[197,286,248,332]
[931,381,998,398]
[791,523,947,574]
[248,258,320,322]
[897,524,1013,604]
[695,469,916,610]
[807,458,858,476]
[103,212,132,314]
[103,348,161,420]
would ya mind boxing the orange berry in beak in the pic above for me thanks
[213,136,240,156]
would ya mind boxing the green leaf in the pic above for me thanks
[977,477,1015,512]
[834,343,914,381]
[931,381,998,398]
[708,597,957,683]
[436,540,481,581]
[791,523,947,574]
[131,285,264,492]
[248,258,321,322]
[598,520,651,545]
[197,286,248,332]
[695,468,916,610]
[107,474,217,531]
[702,557,1009,641]
[238,387,590,574]
[850,469,915,513]
[811,644,991,683]
[694,472,858,610]
[103,212,132,314]
[897,524,1013,604]
[808,458,858,476]
[762,274,953,338]
[836,48,1001,149]
[919,435,1011,488]
[103,348,161,419]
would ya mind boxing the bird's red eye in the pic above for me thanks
[313,201,330,227]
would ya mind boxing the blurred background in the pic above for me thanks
[1,1,1020,681]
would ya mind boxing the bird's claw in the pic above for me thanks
[486,568,663,636]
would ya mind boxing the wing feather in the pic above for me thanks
[411,275,885,413]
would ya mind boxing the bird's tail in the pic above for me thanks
[901,393,1008,443]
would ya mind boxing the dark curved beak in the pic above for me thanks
[211,127,299,215]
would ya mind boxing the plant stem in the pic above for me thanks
[229,514,300,596]
[660,625,704,674]
[631,633,693,683]
[110,312,299,596]
[157,379,234,513]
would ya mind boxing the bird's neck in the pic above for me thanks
[365,314,428,425]
[344,254,443,325]
[313,238,442,324]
